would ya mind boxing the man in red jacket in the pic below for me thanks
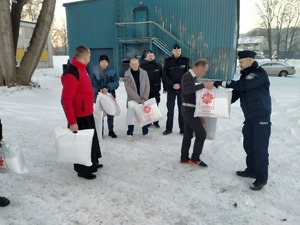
[61,45,102,180]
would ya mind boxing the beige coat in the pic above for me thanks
[124,68,150,107]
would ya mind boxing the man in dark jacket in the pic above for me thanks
[162,43,189,135]
[180,59,214,167]
[140,50,163,128]
[90,55,119,138]
[214,50,272,191]
[61,45,102,180]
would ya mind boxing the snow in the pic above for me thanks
[0,56,300,225]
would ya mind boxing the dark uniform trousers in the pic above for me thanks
[102,93,116,134]
[166,90,184,132]
[105,115,114,132]
[73,115,102,176]
[242,116,271,181]
[180,106,206,161]
[149,91,161,125]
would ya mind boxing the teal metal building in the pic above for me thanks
[64,0,240,79]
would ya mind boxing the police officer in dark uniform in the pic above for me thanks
[140,50,163,128]
[162,43,190,135]
[214,50,272,191]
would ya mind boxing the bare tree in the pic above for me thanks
[284,0,300,58]
[273,0,290,60]
[0,0,56,86]
[256,0,280,59]
[21,0,42,22]
[51,17,68,55]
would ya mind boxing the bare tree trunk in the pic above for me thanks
[256,0,280,60]
[284,26,290,59]
[267,27,273,60]
[16,0,56,85]
[11,0,27,53]
[0,0,16,86]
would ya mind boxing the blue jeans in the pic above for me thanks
[127,125,148,135]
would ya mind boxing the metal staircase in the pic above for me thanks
[115,21,190,57]
[115,21,191,76]
[151,37,172,56]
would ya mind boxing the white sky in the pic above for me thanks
[55,0,261,34]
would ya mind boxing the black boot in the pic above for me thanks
[0,197,10,207]
[250,179,267,191]
[108,131,117,138]
[236,169,256,178]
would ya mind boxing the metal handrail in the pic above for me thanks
[115,21,189,50]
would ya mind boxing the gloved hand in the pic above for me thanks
[214,81,222,88]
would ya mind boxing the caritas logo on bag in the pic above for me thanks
[200,91,215,110]
[0,153,9,172]
[143,105,155,120]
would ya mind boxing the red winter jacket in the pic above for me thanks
[61,57,94,125]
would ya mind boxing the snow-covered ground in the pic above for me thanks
[0,56,299,225]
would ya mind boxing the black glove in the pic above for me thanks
[214,81,222,88]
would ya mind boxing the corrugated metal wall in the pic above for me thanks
[65,0,116,58]
[117,0,238,79]
[65,0,239,79]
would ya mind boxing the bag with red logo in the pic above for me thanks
[133,98,163,126]
[0,142,28,174]
[201,117,217,140]
[194,86,232,118]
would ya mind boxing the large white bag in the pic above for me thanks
[134,98,163,125]
[94,111,103,143]
[194,86,232,118]
[201,117,217,140]
[96,92,120,116]
[54,128,94,166]
[126,101,141,126]
[0,142,28,174]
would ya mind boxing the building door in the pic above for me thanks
[133,5,148,38]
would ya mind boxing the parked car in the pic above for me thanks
[260,61,296,77]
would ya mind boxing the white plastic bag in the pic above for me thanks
[96,92,120,116]
[54,128,94,166]
[134,98,163,125]
[94,111,103,143]
[0,142,28,174]
[126,101,141,126]
[201,117,217,140]
[194,86,232,118]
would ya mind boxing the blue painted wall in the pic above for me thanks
[64,0,239,79]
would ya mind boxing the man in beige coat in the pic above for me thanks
[124,58,150,140]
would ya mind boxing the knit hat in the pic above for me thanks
[238,50,256,59]
[99,55,109,63]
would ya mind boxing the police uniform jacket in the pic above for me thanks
[222,61,271,120]
[163,56,189,93]
[140,60,162,93]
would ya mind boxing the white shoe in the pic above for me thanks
[126,135,133,141]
